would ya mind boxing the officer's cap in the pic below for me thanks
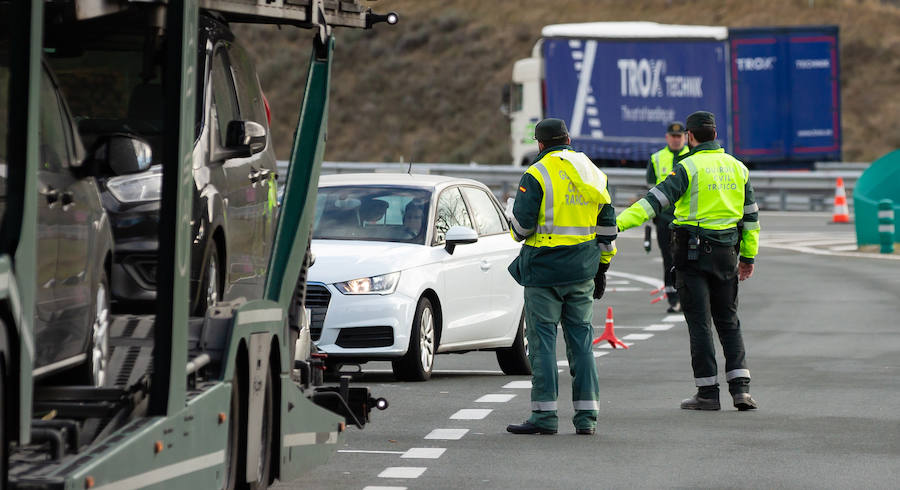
[534,118,569,142]
[666,121,685,135]
[685,111,716,131]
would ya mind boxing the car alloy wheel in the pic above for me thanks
[91,282,110,387]
[419,305,435,374]
[206,252,219,308]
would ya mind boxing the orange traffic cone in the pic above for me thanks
[592,306,629,349]
[832,177,850,223]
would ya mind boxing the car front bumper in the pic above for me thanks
[310,282,416,359]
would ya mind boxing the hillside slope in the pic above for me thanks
[234,0,900,164]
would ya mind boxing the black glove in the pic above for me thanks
[593,262,610,299]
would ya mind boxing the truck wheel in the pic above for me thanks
[222,371,242,490]
[496,310,531,375]
[392,297,436,381]
[248,367,274,490]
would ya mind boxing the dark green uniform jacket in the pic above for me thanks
[508,145,618,287]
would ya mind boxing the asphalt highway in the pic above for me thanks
[277,212,900,490]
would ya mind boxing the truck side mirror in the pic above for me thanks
[91,134,153,176]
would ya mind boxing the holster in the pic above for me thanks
[671,227,689,269]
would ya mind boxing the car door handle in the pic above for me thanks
[41,186,59,205]
[480,260,492,271]
[248,169,260,183]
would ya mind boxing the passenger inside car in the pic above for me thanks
[401,200,425,239]
[359,198,389,226]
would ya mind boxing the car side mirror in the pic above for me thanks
[225,120,267,156]
[444,225,478,255]
[92,134,153,176]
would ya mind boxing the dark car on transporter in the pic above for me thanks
[47,11,279,313]
[1,43,151,385]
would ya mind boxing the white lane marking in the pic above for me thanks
[503,380,532,389]
[378,467,427,479]
[364,487,407,490]
[607,270,664,288]
[594,351,609,358]
[402,448,446,459]
[607,287,645,292]
[425,429,468,440]
[450,409,492,420]
[644,324,675,331]
[607,280,631,285]
[557,360,569,367]
[475,394,516,403]
[623,333,654,341]
[337,450,405,455]
[662,315,685,323]
[598,342,634,349]
[364,369,504,375]
[830,244,859,251]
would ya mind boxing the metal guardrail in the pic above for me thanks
[277,161,863,212]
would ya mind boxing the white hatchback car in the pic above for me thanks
[307,173,528,381]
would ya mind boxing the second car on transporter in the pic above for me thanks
[307,173,530,381]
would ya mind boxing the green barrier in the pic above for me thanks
[853,150,900,248]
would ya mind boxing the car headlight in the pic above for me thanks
[106,171,162,203]
[335,272,400,295]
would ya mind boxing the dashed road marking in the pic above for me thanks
[338,450,405,455]
[425,429,468,440]
[662,315,685,323]
[402,448,446,459]
[607,280,631,285]
[450,409,492,420]
[598,342,634,349]
[644,324,675,331]
[475,394,516,403]
[593,351,609,358]
[503,380,532,389]
[363,486,407,490]
[623,333,654,341]
[607,287,646,292]
[378,467,427,479]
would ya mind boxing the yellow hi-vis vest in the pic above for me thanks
[523,149,611,248]
[651,146,689,185]
[673,148,749,230]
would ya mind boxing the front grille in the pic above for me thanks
[335,326,393,348]
[305,284,331,341]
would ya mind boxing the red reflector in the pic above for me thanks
[262,93,271,126]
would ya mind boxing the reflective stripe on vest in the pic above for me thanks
[525,150,610,247]
[673,149,748,231]
[652,146,689,185]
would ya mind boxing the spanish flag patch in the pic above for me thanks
[519,186,526,192]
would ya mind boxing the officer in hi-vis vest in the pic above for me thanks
[647,122,690,313]
[506,118,617,435]
[617,111,760,412]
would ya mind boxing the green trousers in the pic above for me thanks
[524,279,600,431]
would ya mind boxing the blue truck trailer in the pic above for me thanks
[505,22,840,167]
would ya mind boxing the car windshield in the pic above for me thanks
[313,186,431,244]
[43,14,205,164]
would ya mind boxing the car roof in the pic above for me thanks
[318,172,486,190]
